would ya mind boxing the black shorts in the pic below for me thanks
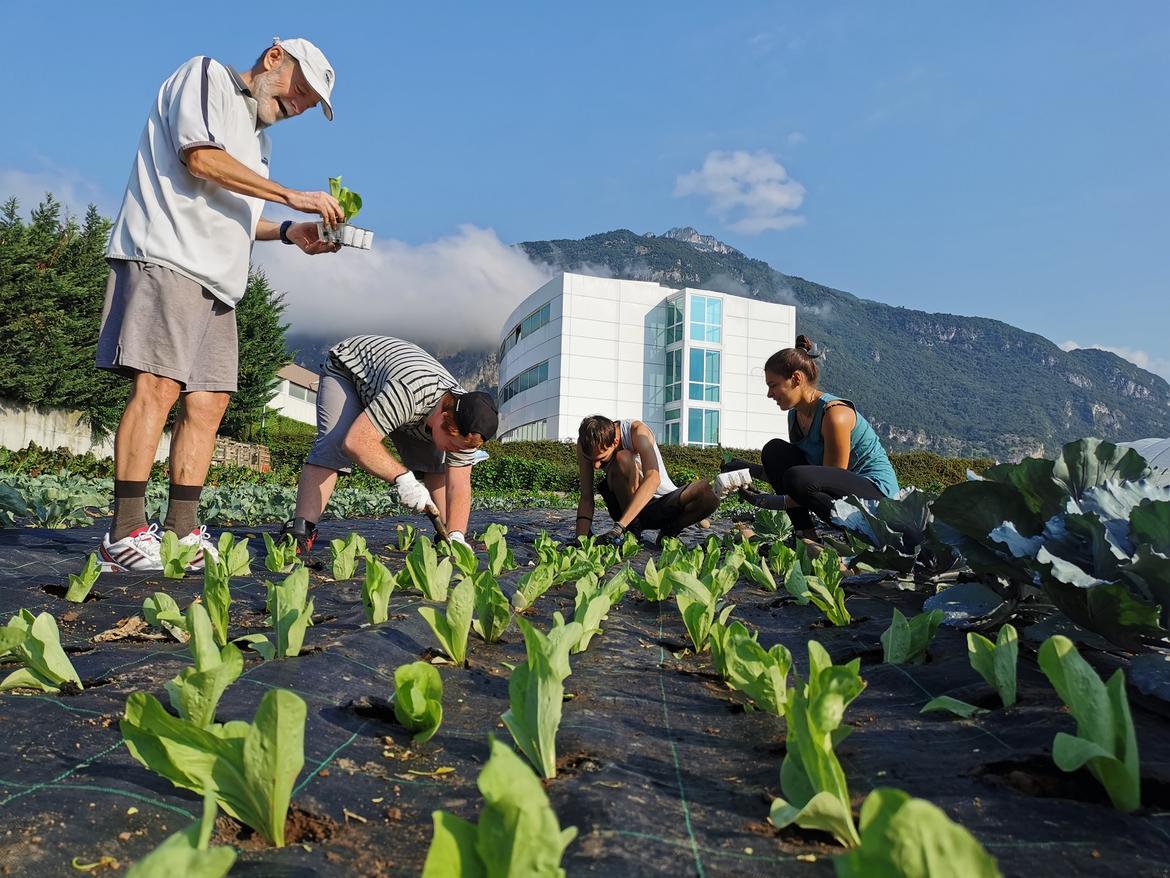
[597,478,689,532]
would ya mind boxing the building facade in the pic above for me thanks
[496,273,795,449]
[267,363,320,426]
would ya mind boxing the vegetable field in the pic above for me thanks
[2,502,1170,875]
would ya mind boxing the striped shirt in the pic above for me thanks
[326,336,477,467]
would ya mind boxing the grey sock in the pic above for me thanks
[164,484,203,536]
[111,480,148,542]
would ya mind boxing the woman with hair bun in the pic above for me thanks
[748,335,899,538]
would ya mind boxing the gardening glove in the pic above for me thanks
[599,524,626,547]
[447,530,468,545]
[395,472,434,514]
[713,468,753,499]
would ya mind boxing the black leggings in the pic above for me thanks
[758,438,885,531]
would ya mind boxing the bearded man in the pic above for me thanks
[96,38,345,572]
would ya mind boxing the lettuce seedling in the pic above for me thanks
[419,576,474,664]
[834,787,1002,878]
[633,556,672,601]
[216,533,252,577]
[783,558,811,605]
[66,553,101,602]
[741,554,778,592]
[262,532,299,574]
[362,554,396,624]
[124,790,237,878]
[440,538,481,578]
[1038,634,1140,811]
[571,568,630,653]
[394,660,444,743]
[328,175,363,222]
[483,523,518,576]
[722,631,793,716]
[403,536,454,601]
[502,614,584,779]
[670,570,735,653]
[770,641,866,846]
[241,567,315,660]
[330,533,366,580]
[968,623,1018,707]
[881,609,943,664]
[422,737,577,877]
[395,522,419,553]
[471,570,513,643]
[0,609,83,692]
[160,531,200,579]
[143,593,189,641]
[165,603,243,729]
[806,550,852,626]
[620,530,641,560]
[512,563,556,611]
[121,687,306,847]
[534,530,562,565]
[202,561,232,648]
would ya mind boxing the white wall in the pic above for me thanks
[267,381,317,426]
[0,397,170,460]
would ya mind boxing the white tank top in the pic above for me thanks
[619,419,679,497]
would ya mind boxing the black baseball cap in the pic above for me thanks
[454,391,499,441]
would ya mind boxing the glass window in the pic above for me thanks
[687,408,720,447]
[306,389,317,405]
[689,294,722,344]
[499,359,550,405]
[664,421,680,446]
[502,419,547,442]
[664,349,682,404]
[500,302,552,359]
[688,348,720,403]
[665,298,684,346]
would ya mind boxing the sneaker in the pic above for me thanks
[99,524,163,572]
[713,468,753,499]
[280,518,320,564]
[178,525,220,573]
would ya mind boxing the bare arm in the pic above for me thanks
[574,444,595,537]
[821,404,857,470]
[255,218,341,254]
[185,146,345,225]
[443,465,472,534]
[341,413,410,484]
[617,425,662,528]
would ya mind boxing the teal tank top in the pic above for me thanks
[787,393,900,498]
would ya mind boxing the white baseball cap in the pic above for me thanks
[272,37,335,121]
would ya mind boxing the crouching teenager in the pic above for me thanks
[574,415,719,546]
[283,336,498,556]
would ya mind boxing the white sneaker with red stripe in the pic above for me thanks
[178,525,220,573]
[99,524,163,572]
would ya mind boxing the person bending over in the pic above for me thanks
[283,336,498,556]
[743,335,899,539]
[574,415,719,546]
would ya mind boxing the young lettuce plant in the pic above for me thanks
[441,538,481,578]
[262,532,300,574]
[362,554,396,624]
[881,609,943,664]
[418,576,474,664]
[670,570,735,653]
[394,661,443,743]
[835,787,1002,878]
[160,531,200,579]
[143,592,189,641]
[65,553,101,602]
[120,687,307,847]
[124,791,236,878]
[770,641,867,847]
[402,536,454,601]
[395,522,418,553]
[512,563,557,611]
[633,556,672,601]
[571,568,630,653]
[165,603,243,729]
[422,737,577,877]
[0,610,83,692]
[240,567,315,660]
[330,532,366,580]
[1037,634,1140,812]
[720,626,793,716]
[483,523,518,576]
[471,570,513,643]
[216,533,252,577]
[922,623,1019,717]
[502,614,584,779]
[806,547,852,626]
[202,559,232,648]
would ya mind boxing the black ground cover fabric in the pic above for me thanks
[2,513,1170,876]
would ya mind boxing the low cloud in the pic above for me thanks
[0,165,116,219]
[674,150,806,234]
[256,224,554,353]
[1060,340,1170,382]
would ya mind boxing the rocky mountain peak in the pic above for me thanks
[656,227,742,256]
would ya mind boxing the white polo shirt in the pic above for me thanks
[106,57,272,308]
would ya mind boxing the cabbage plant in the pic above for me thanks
[831,489,958,577]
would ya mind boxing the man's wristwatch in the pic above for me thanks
[279,220,295,245]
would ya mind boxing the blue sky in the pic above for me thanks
[3,2,1167,375]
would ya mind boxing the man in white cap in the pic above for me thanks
[96,38,345,572]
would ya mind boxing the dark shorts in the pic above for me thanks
[597,479,689,532]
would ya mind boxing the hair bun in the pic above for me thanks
[795,335,821,358]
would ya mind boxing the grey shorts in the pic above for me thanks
[96,259,238,392]
[307,367,448,474]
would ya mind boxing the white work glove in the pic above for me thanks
[447,530,468,545]
[712,468,753,499]
[395,472,434,513]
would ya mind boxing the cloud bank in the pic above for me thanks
[674,149,806,234]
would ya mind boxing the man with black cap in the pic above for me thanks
[283,336,499,554]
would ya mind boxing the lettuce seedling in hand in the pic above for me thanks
[881,609,943,664]
[1038,634,1140,811]
[394,661,444,743]
[502,614,583,779]
[66,553,101,602]
[422,737,577,877]
[419,576,474,664]
[165,603,243,729]
[328,176,363,221]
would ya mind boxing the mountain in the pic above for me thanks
[285,228,1170,460]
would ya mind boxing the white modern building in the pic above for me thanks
[496,273,795,449]
[266,363,320,426]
